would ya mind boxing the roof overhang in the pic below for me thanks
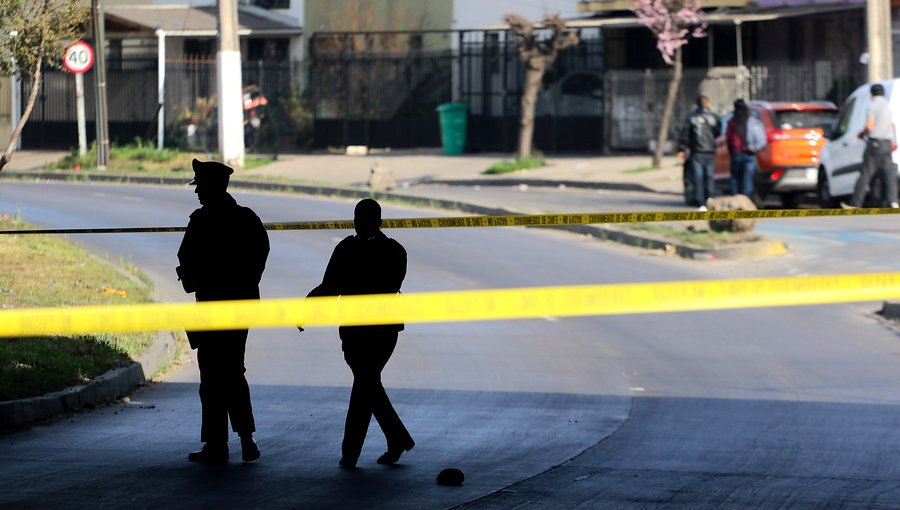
[104,4,302,38]
[477,4,863,31]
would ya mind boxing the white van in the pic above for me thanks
[817,79,900,207]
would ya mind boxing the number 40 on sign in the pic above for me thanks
[64,41,94,157]
[63,41,93,74]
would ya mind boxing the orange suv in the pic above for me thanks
[713,100,838,207]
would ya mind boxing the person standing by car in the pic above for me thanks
[726,99,767,199]
[842,84,899,209]
[678,95,721,211]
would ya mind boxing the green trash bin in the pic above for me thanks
[436,102,469,155]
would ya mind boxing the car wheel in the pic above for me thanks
[817,169,838,208]
[779,192,801,209]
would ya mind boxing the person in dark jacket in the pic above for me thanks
[176,159,270,464]
[678,95,721,210]
[306,199,414,469]
[726,99,767,198]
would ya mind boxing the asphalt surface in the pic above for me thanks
[2,182,900,508]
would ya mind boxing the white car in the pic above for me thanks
[817,79,900,207]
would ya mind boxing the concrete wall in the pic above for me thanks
[453,0,579,29]
[305,0,451,54]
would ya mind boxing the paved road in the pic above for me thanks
[1,182,900,508]
[401,183,900,276]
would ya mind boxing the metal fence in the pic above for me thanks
[605,59,865,151]
[306,28,607,152]
[17,34,866,153]
[19,57,302,149]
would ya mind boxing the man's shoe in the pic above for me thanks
[241,436,261,463]
[376,439,415,465]
[697,205,708,212]
[891,202,899,208]
[338,456,358,469]
[840,202,858,209]
[187,443,229,464]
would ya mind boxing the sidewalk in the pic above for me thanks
[3,148,685,194]
[245,150,685,194]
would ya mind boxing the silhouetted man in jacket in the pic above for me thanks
[678,95,721,210]
[307,199,414,468]
[177,159,269,464]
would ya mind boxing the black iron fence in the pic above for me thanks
[17,30,866,153]
[19,57,301,149]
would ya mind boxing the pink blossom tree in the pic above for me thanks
[631,0,706,168]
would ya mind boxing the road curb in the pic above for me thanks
[3,171,787,261]
[417,177,679,195]
[0,332,178,432]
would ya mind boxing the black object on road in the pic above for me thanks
[436,468,464,486]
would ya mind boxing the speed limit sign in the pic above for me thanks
[63,41,94,74]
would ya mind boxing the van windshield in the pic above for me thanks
[774,110,838,131]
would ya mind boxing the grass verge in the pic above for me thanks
[0,214,156,401]
[483,155,545,175]
[45,140,274,176]
[622,223,760,248]
[623,165,659,174]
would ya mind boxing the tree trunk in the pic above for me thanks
[0,55,44,173]
[517,62,543,160]
[652,46,683,169]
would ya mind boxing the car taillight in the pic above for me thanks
[767,130,789,142]
[769,168,785,182]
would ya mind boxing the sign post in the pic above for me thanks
[64,41,94,157]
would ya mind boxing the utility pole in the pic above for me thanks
[91,0,109,169]
[217,0,245,168]
[867,0,894,82]
[157,29,166,152]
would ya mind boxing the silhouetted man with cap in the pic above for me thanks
[177,159,269,464]
[307,198,414,468]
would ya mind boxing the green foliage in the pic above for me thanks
[110,137,180,163]
[0,214,156,401]
[0,0,90,75]
[167,97,217,152]
[482,155,545,175]
[50,139,180,171]
[258,86,313,152]
[623,165,659,174]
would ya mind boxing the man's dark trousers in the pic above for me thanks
[689,152,715,205]
[852,138,898,207]
[341,333,413,460]
[195,329,255,443]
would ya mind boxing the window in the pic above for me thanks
[831,98,856,139]
[774,110,838,131]
[184,38,215,58]
[247,38,289,61]
[248,0,289,9]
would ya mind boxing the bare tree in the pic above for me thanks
[0,0,88,172]
[632,0,705,168]
[506,13,578,160]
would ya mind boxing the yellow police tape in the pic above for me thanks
[1,272,899,337]
[0,207,897,235]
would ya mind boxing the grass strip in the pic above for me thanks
[46,141,274,176]
[0,214,156,401]
[483,156,545,175]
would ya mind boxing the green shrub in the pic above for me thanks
[483,155,545,175]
